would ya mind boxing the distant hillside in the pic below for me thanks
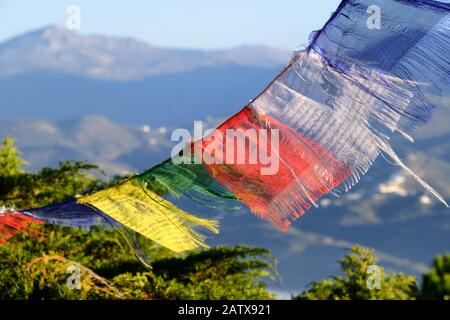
[0,26,291,80]
[3,109,450,295]
[0,26,448,295]
[0,26,287,124]
[0,66,280,125]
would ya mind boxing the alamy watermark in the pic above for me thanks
[66,5,81,30]
[366,265,382,290]
[171,121,280,175]
[367,5,382,30]
[66,264,81,290]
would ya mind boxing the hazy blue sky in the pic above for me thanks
[0,0,341,49]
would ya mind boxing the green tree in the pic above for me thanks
[296,246,418,300]
[0,226,276,299]
[0,138,103,209]
[421,254,450,300]
[0,137,27,176]
[0,137,276,300]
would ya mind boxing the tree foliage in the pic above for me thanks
[0,226,276,299]
[0,137,27,176]
[296,246,418,300]
[0,138,276,300]
[1,137,449,300]
[0,137,100,209]
[421,254,450,300]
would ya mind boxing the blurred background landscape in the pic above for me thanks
[0,1,449,297]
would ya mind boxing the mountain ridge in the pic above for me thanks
[0,26,449,294]
[0,26,291,81]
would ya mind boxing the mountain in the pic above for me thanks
[0,26,291,81]
[0,114,169,175]
[1,110,449,296]
[0,26,449,296]
[0,66,280,125]
[0,26,288,125]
